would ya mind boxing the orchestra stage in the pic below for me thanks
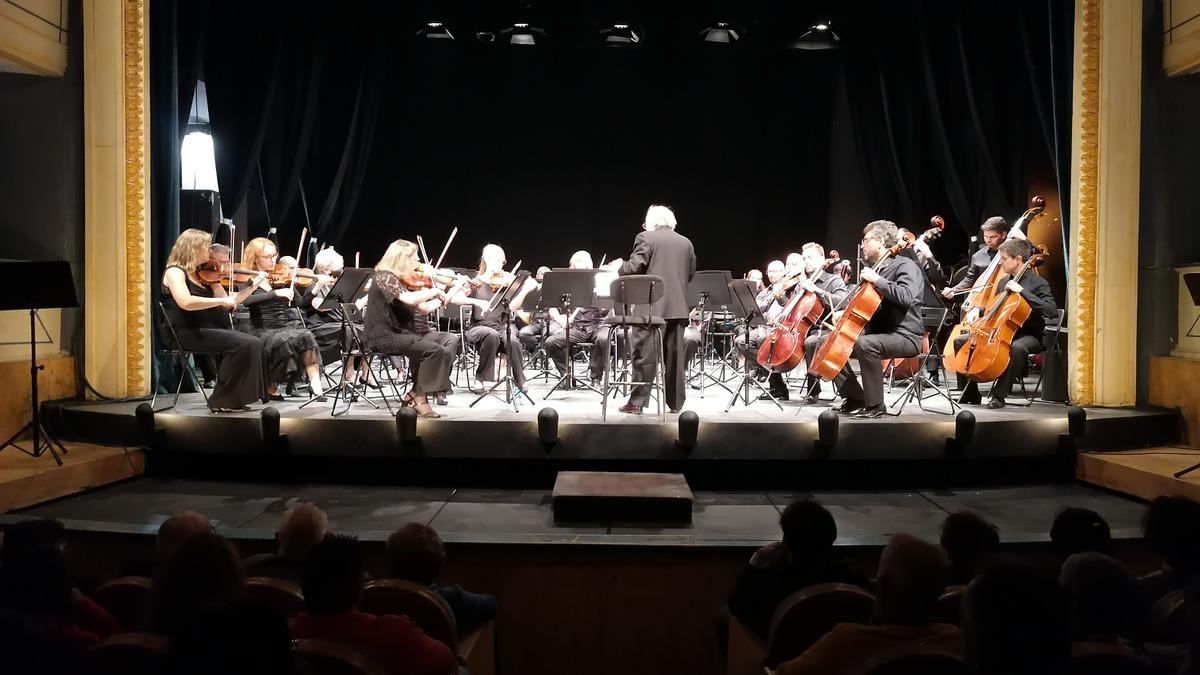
[43,377,1179,490]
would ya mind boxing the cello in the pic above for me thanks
[942,196,1047,371]
[809,238,913,382]
[755,271,823,374]
[943,246,1048,382]
[881,216,946,379]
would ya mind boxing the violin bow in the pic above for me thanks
[289,227,308,294]
[432,226,458,271]
[416,235,431,266]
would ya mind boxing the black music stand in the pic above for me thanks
[517,286,555,383]
[470,272,534,411]
[686,270,734,397]
[724,279,781,411]
[302,268,373,410]
[0,261,78,466]
[541,269,603,399]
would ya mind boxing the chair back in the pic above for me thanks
[1045,308,1067,351]
[92,575,154,632]
[360,579,457,649]
[765,582,876,666]
[864,651,968,675]
[933,585,967,626]
[610,275,664,316]
[156,302,186,353]
[1070,643,1152,675]
[82,632,169,675]
[244,576,306,617]
[292,639,389,675]
[1147,588,1188,644]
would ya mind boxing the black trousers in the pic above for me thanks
[366,332,453,395]
[629,318,687,410]
[954,333,1044,402]
[546,324,610,381]
[829,333,920,408]
[174,327,265,410]
[466,324,526,388]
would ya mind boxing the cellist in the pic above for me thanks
[822,221,925,418]
[794,242,850,404]
[954,239,1057,408]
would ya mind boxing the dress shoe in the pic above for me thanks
[310,394,328,403]
[210,405,251,413]
[435,394,448,406]
[987,398,1006,409]
[853,404,888,419]
[285,382,297,397]
[833,398,865,414]
[759,391,789,401]
[802,394,821,405]
[202,379,216,389]
[689,382,702,391]
[958,392,982,405]
[266,393,286,402]
[618,402,644,415]
[754,368,769,383]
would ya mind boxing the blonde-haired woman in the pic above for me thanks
[161,229,266,412]
[362,239,454,418]
[241,237,326,401]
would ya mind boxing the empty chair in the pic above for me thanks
[92,575,154,632]
[865,651,968,675]
[292,639,389,675]
[934,585,967,626]
[765,582,876,667]
[82,632,169,675]
[245,576,306,617]
[359,578,457,650]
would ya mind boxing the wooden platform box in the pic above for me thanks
[551,471,693,524]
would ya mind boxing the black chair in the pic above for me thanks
[1013,308,1067,406]
[152,301,208,411]
[330,303,407,416]
[601,274,666,421]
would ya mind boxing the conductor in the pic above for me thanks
[610,205,697,414]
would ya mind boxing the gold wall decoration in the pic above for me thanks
[122,0,148,396]
[1072,0,1100,406]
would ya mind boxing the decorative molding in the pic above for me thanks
[122,0,148,396]
[1072,0,1101,406]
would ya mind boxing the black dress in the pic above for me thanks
[160,266,265,410]
[362,272,453,395]
[241,286,322,385]
[298,284,347,365]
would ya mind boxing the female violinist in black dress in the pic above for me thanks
[240,237,327,401]
[362,239,454,418]
[160,229,266,412]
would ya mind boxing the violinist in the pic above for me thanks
[161,229,266,413]
[544,251,612,388]
[796,243,850,404]
[296,248,373,389]
[239,237,327,402]
[361,240,454,418]
[193,243,235,387]
[457,244,534,394]
[954,239,1056,408]
[517,266,555,355]
[734,259,787,384]
[746,269,764,293]
[824,221,924,419]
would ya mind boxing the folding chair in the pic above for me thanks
[152,301,209,411]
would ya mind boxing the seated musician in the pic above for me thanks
[941,216,1011,301]
[457,244,534,394]
[954,239,1056,408]
[195,242,233,388]
[160,229,266,413]
[745,269,764,293]
[544,251,611,388]
[823,221,924,419]
[362,239,455,418]
[517,266,554,354]
[297,247,379,391]
[795,243,850,404]
[735,258,791,399]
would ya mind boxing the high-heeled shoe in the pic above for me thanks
[413,402,442,419]
[358,373,382,390]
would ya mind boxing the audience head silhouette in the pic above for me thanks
[1143,495,1200,576]
[277,503,329,560]
[301,534,365,615]
[0,519,71,617]
[1050,507,1112,556]
[874,533,948,626]
[939,510,999,584]
[167,598,298,675]
[156,510,212,559]
[779,499,837,561]
[964,559,1070,675]
[151,532,245,638]
[1059,551,1139,641]
[386,523,446,585]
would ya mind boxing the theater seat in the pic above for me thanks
[92,575,154,632]
[360,579,457,650]
[292,638,388,675]
[82,632,169,675]
[934,585,967,626]
[1070,642,1152,675]
[245,576,306,617]
[765,582,876,667]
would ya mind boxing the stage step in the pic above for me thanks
[0,441,144,511]
[551,471,693,524]
[1077,446,1200,502]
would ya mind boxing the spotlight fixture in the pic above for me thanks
[416,21,454,40]
[790,20,840,50]
[599,23,643,47]
[500,22,547,46]
[699,22,743,44]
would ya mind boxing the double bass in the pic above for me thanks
[942,196,1047,370]
[756,271,823,374]
[943,246,1048,382]
[881,216,946,379]
[809,239,913,382]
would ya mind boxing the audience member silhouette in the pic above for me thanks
[939,511,1000,585]
[387,522,497,633]
[1050,507,1113,558]
[244,503,329,584]
[1060,552,1143,648]
[1141,496,1200,607]
[149,532,245,639]
[166,597,298,675]
[963,558,1070,675]
[121,510,213,578]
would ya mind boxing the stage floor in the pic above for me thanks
[4,477,1148,548]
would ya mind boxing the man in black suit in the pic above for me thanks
[613,205,697,413]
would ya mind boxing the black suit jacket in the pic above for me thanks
[619,228,697,320]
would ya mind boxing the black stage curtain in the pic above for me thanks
[150,0,1070,284]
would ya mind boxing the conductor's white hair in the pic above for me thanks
[643,205,677,231]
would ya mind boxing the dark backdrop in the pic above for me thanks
[152,0,1069,284]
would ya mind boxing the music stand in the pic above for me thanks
[724,279,781,411]
[686,270,734,397]
[515,286,555,383]
[540,269,603,399]
[889,307,959,416]
[470,272,534,411]
[301,268,372,410]
[0,260,78,465]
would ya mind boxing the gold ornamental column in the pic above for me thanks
[1069,0,1141,406]
[83,0,150,398]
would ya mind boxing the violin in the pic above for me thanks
[402,262,478,291]
[476,269,518,291]
[196,261,259,287]
[266,263,317,289]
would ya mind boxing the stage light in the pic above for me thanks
[676,411,699,450]
[790,20,840,50]
[396,407,419,444]
[699,22,743,45]
[417,21,455,40]
[135,403,155,447]
[538,408,559,448]
[816,410,839,454]
[1067,406,1087,439]
[599,23,643,47]
[500,22,547,46]
[260,407,284,454]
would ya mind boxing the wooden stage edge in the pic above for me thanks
[0,441,144,512]
[1077,446,1200,502]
